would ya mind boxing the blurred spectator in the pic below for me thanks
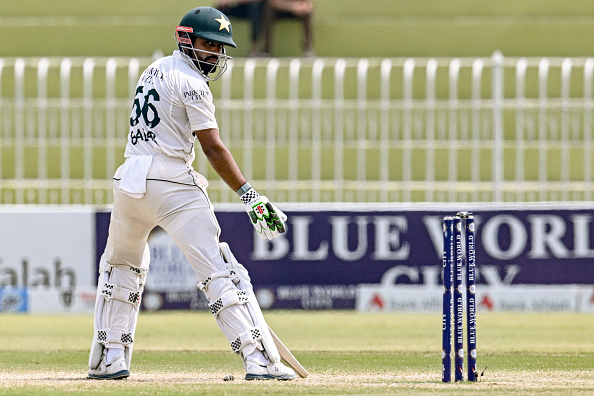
[264,0,314,57]
[215,0,266,57]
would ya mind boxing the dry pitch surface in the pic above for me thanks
[1,370,593,395]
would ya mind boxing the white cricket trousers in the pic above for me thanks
[105,165,227,281]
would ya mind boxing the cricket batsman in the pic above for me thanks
[88,6,295,381]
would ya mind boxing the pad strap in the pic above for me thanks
[101,282,141,307]
[231,327,262,353]
[198,270,239,291]
[103,262,148,284]
[96,329,134,345]
[209,290,249,316]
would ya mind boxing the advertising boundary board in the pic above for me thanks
[93,202,594,313]
[0,206,95,313]
[1,203,591,313]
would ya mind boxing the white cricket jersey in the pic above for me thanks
[123,50,218,165]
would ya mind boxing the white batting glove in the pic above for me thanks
[241,189,287,240]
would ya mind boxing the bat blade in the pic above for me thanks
[268,326,309,378]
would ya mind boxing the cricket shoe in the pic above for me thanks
[88,357,130,380]
[245,361,295,381]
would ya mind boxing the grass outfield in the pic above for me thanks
[4,0,594,57]
[0,311,593,395]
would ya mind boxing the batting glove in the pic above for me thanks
[241,189,287,240]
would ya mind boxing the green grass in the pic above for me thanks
[0,311,593,395]
[4,0,594,57]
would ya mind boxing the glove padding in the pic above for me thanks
[245,195,287,240]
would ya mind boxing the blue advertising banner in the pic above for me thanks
[95,204,594,310]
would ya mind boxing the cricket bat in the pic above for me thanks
[268,326,309,378]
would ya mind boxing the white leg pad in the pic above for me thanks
[201,275,263,358]
[218,242,281,364]
[89,246,149,371]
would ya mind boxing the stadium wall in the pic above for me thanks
[1,203,593,313]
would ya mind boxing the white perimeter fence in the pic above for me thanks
[1,52,593,204]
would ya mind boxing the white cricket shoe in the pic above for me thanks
[245,360,295,381]
[88,357,130,380]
